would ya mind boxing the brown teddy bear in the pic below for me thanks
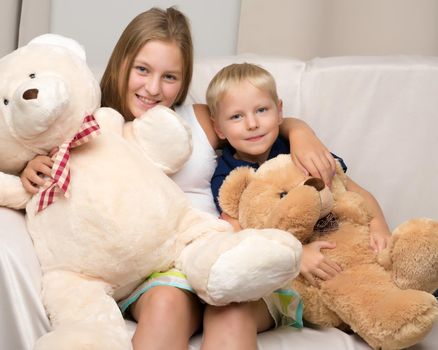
[218,154,438,350]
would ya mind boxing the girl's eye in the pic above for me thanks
[29,73,36,79]
[279,191,288,199]
[164,74,177,81]
[3,99,9,106]
[257,107,267,113]
[135,66,148,74]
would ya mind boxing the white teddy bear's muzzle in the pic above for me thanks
[11,77,70,139]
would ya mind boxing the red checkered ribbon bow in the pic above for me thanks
[36,115,100,213]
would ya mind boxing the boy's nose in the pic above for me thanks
[246,114,259,129]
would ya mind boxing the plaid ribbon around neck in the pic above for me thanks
[36,115,100,213]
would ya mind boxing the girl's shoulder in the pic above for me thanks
[192,104,220,149]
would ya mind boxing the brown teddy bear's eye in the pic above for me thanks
[29,73,36,79]
[3,99,8,106]
[279,191,288,199]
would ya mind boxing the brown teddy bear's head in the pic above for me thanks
[219,154,338,242]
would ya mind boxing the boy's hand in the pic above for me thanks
[20,148,57,194]
[300,241,342,287]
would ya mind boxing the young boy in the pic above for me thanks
[207,63,392,286]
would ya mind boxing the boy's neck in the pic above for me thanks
[233,147,273,165]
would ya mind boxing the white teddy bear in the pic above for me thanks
[0,34,303,350]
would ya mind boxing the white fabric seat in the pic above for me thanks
[1,54,438,349]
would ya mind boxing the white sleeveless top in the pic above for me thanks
[171,104,218,216]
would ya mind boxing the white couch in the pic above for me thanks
[1,54,437,350]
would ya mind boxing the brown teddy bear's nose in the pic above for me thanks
[303,178,325,191]
[23,88,39,100]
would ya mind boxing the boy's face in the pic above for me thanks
[213,80,283,164]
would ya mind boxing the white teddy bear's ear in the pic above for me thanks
[28,33,86,61]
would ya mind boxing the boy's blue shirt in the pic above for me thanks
[211,136,347,214]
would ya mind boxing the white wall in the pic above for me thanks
[50,0,241,72]
[238,0,438,60]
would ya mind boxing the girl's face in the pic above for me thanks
[126,40,183,118]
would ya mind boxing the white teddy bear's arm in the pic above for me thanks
[0,172,32,209]
[124,105,192,175]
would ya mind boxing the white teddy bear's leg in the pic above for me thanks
[177,227,302,306]
[35,270,131,350]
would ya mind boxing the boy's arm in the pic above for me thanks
[345,177,391,252]
[280,118,336,187]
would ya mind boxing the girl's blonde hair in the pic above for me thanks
[206,63,279,118]
[100,7,193,121]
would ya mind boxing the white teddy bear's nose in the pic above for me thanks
[22,88,39,100]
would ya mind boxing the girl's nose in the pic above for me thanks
[145,75,160,96]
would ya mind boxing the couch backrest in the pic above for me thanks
[188,55,438,230]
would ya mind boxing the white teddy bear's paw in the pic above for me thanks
[34,324,132,350]
[206,228,302,305]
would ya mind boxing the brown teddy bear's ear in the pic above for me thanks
[218,166,254,219]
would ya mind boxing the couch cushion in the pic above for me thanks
[188,54,305,118]
[298,56,438,229]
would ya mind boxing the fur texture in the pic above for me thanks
[219,154,438,350]
[0,35,303,350]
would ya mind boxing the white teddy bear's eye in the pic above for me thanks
[3,99,9,106]
[29,73,36,79]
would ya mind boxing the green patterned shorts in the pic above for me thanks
[118,268,303,328]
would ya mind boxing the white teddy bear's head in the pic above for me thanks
[0,34,101,174]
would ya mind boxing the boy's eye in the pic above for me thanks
[257,107,267,113]
[230,114,242,120]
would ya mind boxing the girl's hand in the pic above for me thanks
[370,229,391,253]
[20,148,57,194]
[300,241,342,287]
[290,130,336,187]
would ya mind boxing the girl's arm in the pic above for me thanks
[193,104,222,149]
[19,147,58,194]
[20,155,54,194]
[219,212,242,232]
[346,177,391,253]
[280,118,336,187]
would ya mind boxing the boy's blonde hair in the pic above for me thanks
[100,7,193,121]
[206,63,279,118]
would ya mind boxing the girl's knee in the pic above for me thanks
[131,286,197,321]
[205,303,255,328]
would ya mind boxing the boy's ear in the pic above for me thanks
[212,118,227,140]
[218,166,254,219]
[277,99,284,124]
